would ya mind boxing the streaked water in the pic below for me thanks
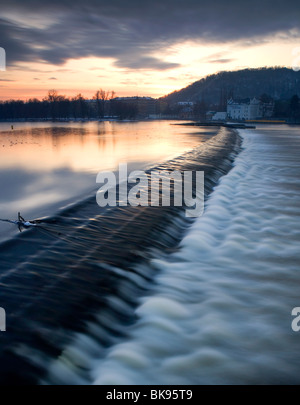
[1,123,299,385]
[0,124,238,384]
[89,125,300,385]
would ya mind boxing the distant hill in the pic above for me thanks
[161,67,300,106]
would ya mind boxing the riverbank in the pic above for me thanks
[174,121,256,129]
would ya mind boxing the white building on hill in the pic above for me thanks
[227,98,262,120]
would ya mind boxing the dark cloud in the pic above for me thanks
[114,56,180,70]
[0,78,14,81]
[209,59,235,64]
[200,52,235,64]
[48,77,57,80]
[0,0,299,70]
[0,18,36,65]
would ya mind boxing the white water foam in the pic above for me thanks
[91,126,300,385]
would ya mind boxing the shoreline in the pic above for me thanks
[1,116,298,123]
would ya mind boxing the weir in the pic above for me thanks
[0,127,241,384]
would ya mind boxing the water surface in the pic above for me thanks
[91,125,300,384]
[0,120,214,242]
[0,124,238,384]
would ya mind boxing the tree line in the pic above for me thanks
[162,94,300,121]
[0,89,141,120]
[273,94,300,121]
[0,89,299,122]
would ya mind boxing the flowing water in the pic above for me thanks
[91,125,300,385]
[0,120,207,243]
[0,122,299,385]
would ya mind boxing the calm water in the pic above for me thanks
[0,120,212,242]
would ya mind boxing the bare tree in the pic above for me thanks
[43,89,68,120]
[93,89,116,118]
[71,93,87,119]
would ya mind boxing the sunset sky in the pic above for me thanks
[0,0,299,100]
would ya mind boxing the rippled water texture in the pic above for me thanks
[1,123,299,385]
[91,126,300,385]
[0,122,238,384]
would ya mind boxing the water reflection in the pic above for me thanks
[0,121,213,172]
[0,121,215,242]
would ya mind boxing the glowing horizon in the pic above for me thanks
[0,1,299,101]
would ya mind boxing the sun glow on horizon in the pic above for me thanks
[0,37,299,101]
